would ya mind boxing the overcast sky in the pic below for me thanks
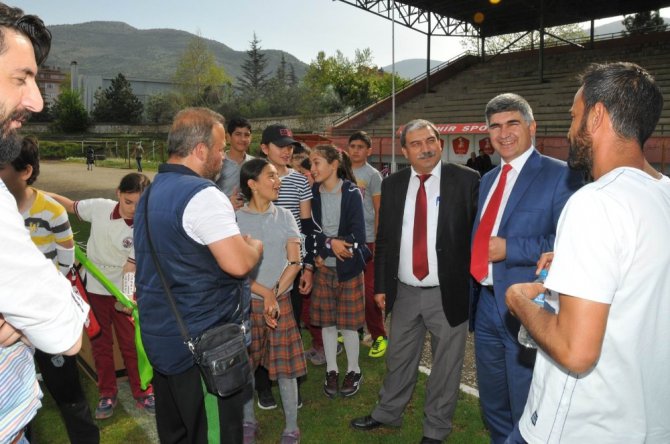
[11,1,665,67]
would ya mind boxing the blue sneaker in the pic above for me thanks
[95,396,117,419]
[136,393,155,415]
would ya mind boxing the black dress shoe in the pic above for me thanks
[420,437,442,444]
[350,415,384,431]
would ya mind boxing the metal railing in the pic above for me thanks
[331,27,670,129]
[331,51,477,127]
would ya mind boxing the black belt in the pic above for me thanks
[400,282,439,290]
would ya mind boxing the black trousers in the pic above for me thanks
[33,351,99,444]
[153,365,251,444]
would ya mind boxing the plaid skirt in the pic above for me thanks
[249,292,307,380]
[311,266,365,331]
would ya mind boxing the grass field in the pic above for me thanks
[32,195,489,443]
[33,343,488,443]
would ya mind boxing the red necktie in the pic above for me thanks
[470,164,512,282]
[413,174,431,280]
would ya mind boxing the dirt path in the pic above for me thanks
[36,161,156,199]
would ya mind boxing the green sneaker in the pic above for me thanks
[369,336,388,358]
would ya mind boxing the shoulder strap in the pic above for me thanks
[142,184,195,351]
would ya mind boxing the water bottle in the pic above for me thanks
[517,269,548,349]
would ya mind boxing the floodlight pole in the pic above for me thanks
[391,0,397,173]
[426,14,431,94]
[538,0,545,83]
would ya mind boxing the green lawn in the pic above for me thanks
[32,208,489,443]
[33,340,488,443]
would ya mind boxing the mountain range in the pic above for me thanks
[45,21,308,83]
[382,59,445,80]
[44,18,666,85]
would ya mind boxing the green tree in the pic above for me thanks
[287,63,298,88]
[275,53,287,86]
[91,73,144,123]
[31,102,53,122]
[301,48,409,113]
[173,34,231,107]
[460,24,587,54]
[623,10,667,35]
[145,92,181,124]
[262,52,301,116]
[51,89,90,133]
[237,33,270,100]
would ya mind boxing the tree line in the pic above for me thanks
[36,33,409,133]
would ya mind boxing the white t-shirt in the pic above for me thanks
[182,186,240,244]
[127,187,240,263]
[519,168,670,443]
[0,181,88,354]
[75,199,134,295]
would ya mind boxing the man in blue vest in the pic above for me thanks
[134,107,263,444]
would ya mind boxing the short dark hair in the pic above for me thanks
[167,107,226,158]
[485,93,534,126]
[400,119,440,148]
[579,62,663,147]
[0,3,51,65]
[348,131,371,148]
[299,157,311,171]
[227,117,251,135]
[239,157,270,201]
[118,172,151,194]
[9,136,40,185]
[293,142,311,157]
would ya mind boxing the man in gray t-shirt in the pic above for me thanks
[216,117,254,209]
[347,131,388,357]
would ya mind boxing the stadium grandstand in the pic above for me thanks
[326,1,670,173]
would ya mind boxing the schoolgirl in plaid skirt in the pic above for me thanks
[236,158,306,444]
[307,145,371,399]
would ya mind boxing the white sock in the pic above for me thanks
[321,326,339,373]
[243,376,256,423]
[341,329,361,373]
[278,378,298,432]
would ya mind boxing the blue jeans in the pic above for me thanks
[475,285,535,444]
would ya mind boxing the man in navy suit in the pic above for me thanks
[470,93,583,443]
[351,119,479,443]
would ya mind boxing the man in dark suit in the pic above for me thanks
[351,119,479,444]
[470,93,583,443]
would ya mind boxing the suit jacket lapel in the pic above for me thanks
[472,166,498,235]
[500,150,542,229]
[393,169,411,241]
[437,164,449,244]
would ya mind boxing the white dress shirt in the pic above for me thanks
[398,162,442,287]
[479,146,535,286]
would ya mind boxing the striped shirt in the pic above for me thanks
[0,343,41,443]
[275,169,312,231]
[21,188,73,264]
